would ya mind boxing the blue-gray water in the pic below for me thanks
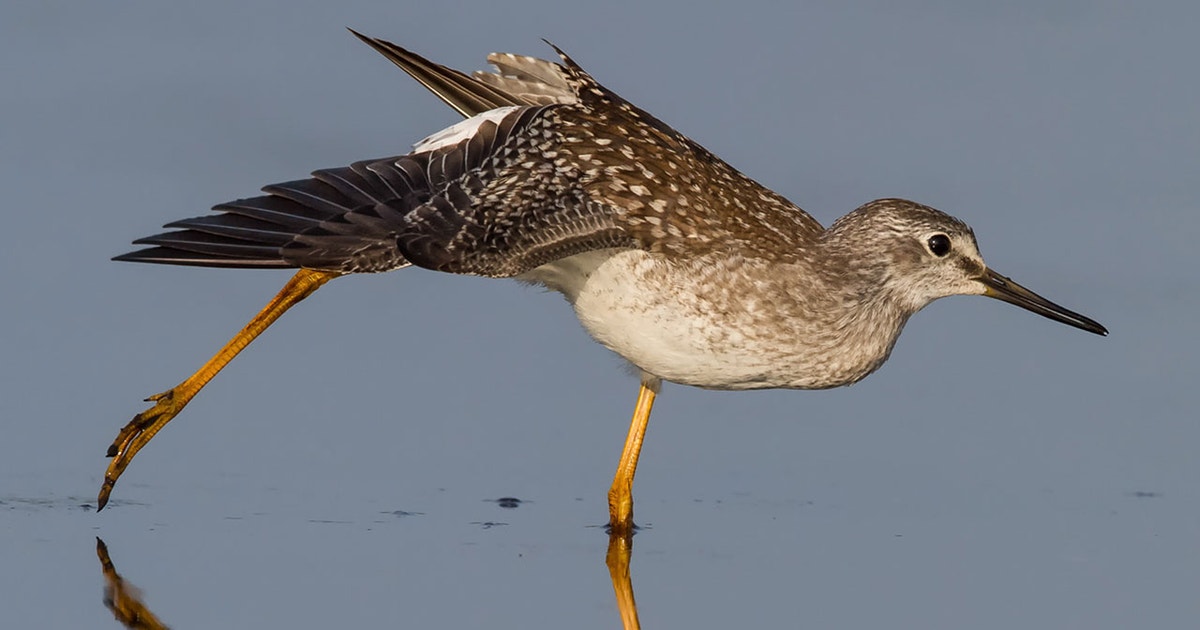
[3,2,1197,628]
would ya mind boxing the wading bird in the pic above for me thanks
[99,31,1107,534]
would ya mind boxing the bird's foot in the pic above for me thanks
[98,388,184,511]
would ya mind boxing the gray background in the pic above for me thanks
[2,1,1196,628]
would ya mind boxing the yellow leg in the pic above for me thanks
[607,379,659,536]
[98,268,339,510]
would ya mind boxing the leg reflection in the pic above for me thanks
[606,532,641,630]
[96,537,170,630]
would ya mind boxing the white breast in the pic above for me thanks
[524,250,814,390]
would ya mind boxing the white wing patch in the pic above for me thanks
[413,106,521,154]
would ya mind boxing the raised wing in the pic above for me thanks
[115,38,639,276]
[116,33,822,276]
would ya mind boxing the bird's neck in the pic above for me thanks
[783,248,916,388]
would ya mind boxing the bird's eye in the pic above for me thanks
[927,234,951,257]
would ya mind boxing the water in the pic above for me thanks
[3,2,1199,628]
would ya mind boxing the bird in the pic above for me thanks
[98,30,1107,534]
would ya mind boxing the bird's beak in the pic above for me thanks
[979,269,1108,336]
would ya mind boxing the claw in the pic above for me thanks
[98,392,185,511]
[144,391,171,403]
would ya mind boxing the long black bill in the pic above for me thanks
[980,269,1107,336]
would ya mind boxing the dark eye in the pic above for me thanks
[927,234,951,257]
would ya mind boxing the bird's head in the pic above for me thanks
[826,198,1107,336]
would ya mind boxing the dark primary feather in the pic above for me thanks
[115,159,409,271]
[348,29,529,117]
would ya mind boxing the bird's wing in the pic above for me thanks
[116,35,663,275]
[116,34,820,275]
[365,35,825,266]
[116,109,638,275]
[113,153,411,271]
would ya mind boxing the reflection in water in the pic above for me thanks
[607,532,641,630]
[92,531,640,629]
[493,496,525,508]
[95,538,171,630]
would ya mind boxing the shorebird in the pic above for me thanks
[99,31,1107,533]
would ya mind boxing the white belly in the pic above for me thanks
[522,250,816,390]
